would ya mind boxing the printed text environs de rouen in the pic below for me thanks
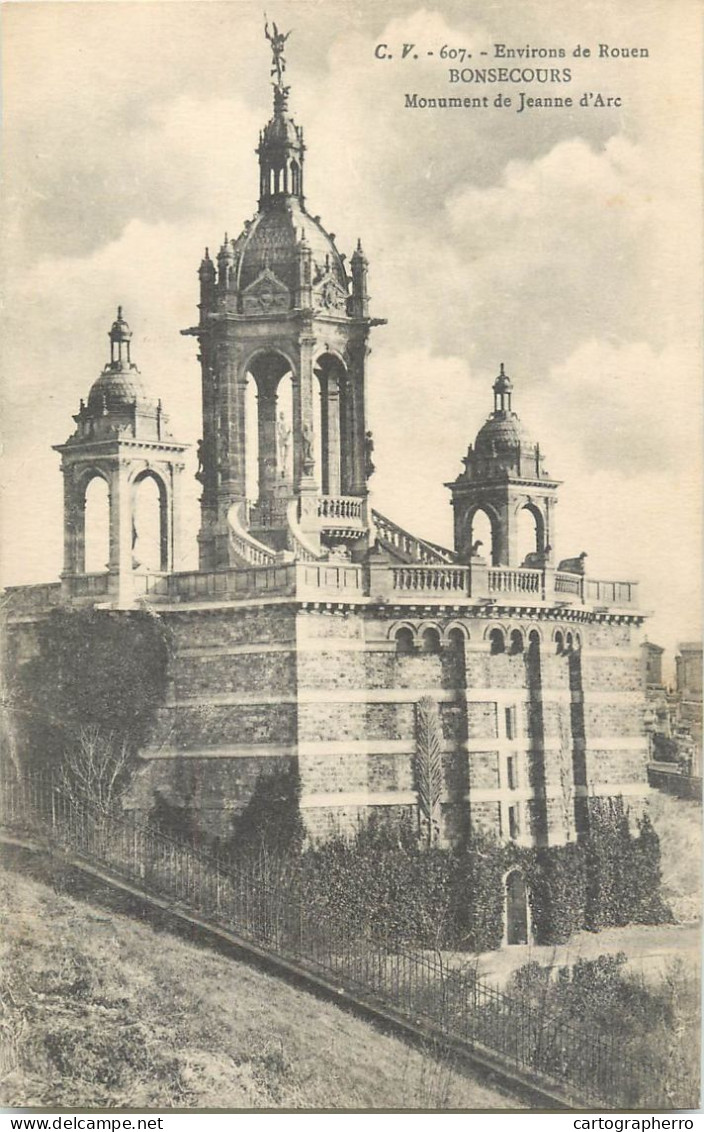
[372,40,651,114]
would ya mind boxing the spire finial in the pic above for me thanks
[264,15,291,91]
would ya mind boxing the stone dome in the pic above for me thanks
[86,365,151,416]
[261,110,301,148]
[233,200,347,296]
[474,412,529,456]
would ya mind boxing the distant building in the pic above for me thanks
[675,642,702,777]
[642,641,665,690]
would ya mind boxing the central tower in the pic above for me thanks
[184,23,383,569]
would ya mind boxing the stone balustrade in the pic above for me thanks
[317,496,364,521]
[2,582,62,615]
[488,567,543,596]
[555,571,583,598]
[390,565,470,595]
[3,560,638,614]
[585,578,638,607]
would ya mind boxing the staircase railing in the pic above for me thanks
[371,510,455,564]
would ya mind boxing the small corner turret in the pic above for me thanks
[53,309,188,607]
[447,365,560,567]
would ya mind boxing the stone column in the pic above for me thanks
[326,372,342,496]
[293,333,317,493]
[346,340,368,495]
[256,376,278,505]
[108,460,134,607]
[504,494,518,567]
[544,497,557,563]
[318,373,329,493]
[169,462,185,572]
[60,465,84,597]
[215,337,247,568]
[339,372,353,494]
[495,503,511,567]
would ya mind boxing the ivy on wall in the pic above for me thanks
[7,607,171,773]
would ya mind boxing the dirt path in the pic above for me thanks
[461,921,700,987]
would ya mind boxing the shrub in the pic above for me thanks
[8,607,171,774]
[527,842,586,944]
[227,763,306,860]
[584,798,672,930]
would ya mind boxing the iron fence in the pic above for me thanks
[0,770,666,1109]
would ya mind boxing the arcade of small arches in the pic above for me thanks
[389,620,581,657]
[259,157,302,200]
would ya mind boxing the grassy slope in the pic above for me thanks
[0,857,520,1111]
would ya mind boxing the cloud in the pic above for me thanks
[1,1,701,658]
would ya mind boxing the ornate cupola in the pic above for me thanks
[54,309,188,607]
[183,21,385,571]
[447,366,561,567]
[257,27,306,209]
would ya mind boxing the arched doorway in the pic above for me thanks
[505,869,530,945]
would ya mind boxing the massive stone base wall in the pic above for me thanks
[5,600,650,845]
[125,604,299,836]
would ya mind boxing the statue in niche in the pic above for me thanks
[302,422,315,474]
[277,411,292,479]
[364,430,376,478]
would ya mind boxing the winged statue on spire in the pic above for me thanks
[264,16,291,86]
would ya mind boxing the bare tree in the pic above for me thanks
[59,725,131,811]
[414,696,443,848]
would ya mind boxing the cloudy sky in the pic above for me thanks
[1,0,701,665]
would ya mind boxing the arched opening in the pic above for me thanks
[132,473,166,572]
[395,626,415,655]
[421,627,441,655]
[83,475,109,574]
[517,505,543,566]
[509,629,524,655]
[315,353,347,496]
[489,628,505,655]
[448,627,466,650]
[555,630,564,655]
[505,869,530,945]
[469,508,495,564]
[246,352,294,520]
[564,631,574,655]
